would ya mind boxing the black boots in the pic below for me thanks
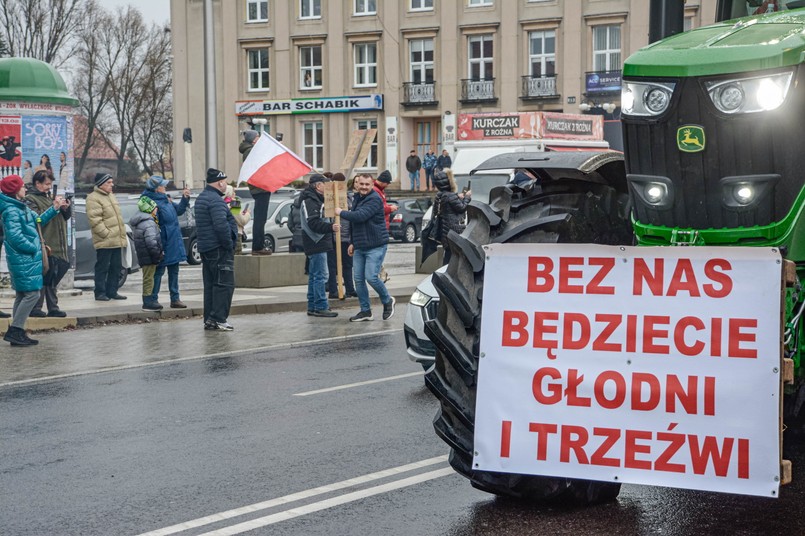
[3,326,38,346]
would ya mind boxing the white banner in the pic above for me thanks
[235,94,383,116]
[475,244,782,497]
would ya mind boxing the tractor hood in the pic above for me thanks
[624,10,805,78]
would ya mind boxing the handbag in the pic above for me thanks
[36,223,50,275]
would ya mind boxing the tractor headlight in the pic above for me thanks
[705,71,792,114]
[622,81,676,117]
[644,183,668,205]
[410,289,432,307]
[733,184,755,205]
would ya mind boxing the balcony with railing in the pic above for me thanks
[520,75,559,100]
[460,78,497,104]
[402,81,438,106]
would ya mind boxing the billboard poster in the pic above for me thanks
[21,115,71,191]
[0,116,22,174]
[458,112,540,141]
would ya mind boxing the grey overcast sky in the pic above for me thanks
[98,0,171,25]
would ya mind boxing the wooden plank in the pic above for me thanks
[782,459,792,485]
[784,259,797,287]
[783,358,794,385]
[323,181,348,218]
[340,129,368,172]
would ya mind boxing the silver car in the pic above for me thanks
[242,196,296,253]
[404,266,447,371]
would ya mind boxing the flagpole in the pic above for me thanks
[334,182,344,300]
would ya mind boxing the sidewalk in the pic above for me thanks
[0,273,425,334]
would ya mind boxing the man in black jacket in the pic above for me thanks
[240,129,272,255]
[336,173,395,322]
[301,174,340,317]
[195,168,238,331]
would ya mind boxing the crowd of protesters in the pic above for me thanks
[0,137,455,344]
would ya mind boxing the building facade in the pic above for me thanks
[170,0,716,189]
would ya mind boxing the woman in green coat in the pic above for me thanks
[0,175,65,346]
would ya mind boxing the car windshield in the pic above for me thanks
[725,0,803,17]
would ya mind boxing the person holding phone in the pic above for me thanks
[432,169,470,265]
[141,175,192,309]
[225,185,250,254]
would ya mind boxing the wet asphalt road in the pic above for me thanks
[4,313,805,535]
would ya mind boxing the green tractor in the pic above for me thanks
[424,0,805,505]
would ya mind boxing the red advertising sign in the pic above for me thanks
[457,112,604,142]
[457,112,540,141]
[539,112,603,140]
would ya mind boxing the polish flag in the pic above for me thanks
[238,133,313,192]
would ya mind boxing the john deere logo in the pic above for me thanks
[677,125,705,153]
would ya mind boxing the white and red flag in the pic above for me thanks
[238,133,313,192]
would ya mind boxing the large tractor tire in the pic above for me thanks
[424,178,634,505]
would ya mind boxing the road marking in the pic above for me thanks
[293,371,424,396]
[136,456,448,536]
[198,468,455,536]
[0,329,403,389]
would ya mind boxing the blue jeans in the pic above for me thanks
[408,170,420,190]
[353,244,391,312]
[307,252,329,312]
[151,263,180,303]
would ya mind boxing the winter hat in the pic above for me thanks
[146,175,170,191]
[377,170,392,183]
[243,130,259,143]
[94,173,113,187]
[308,174,329,185]
[0,174,23,195]
[206,168,227,183]
[138,196,157,214]
[432,170,450,192]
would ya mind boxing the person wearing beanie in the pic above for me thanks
[372,170,397,230]
[239,129,272,256]
[130,196,164,311]
[0,174,66,346]
[141,174,192,309]
[405,149,422,191]
[301,174,340,317]
[24,170,72,318]
[195,168,239,330]
[86,172,128,301]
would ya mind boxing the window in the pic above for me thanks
[410,39,434,83]
[354,43,377,86]
[356,119,378,168]
[469,0,492,5]
[251,120,270,136]
[410,0,433,10]
[247,48,270,91]
[303,121,324,169]
[529,30,555,77]
[247,0,268,22]
[300,46,323,89]
[354,0,376,15]
[468,35,493,80]
[592,25,621,72]
[300,0,321,19]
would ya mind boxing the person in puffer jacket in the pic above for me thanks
[0,174,64,346]
[130,196,164,311]
[432,169,471,265]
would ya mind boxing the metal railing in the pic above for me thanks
[402,81,437,104]
[521,75,558,98]
[460,78,496,102]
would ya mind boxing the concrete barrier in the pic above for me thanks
[415,244,444,274]
[235,253,308,288]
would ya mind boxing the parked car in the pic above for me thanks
[404,266,446,371]
[242,193,298,253]
[73,198,140,287]
[389,197,431,243]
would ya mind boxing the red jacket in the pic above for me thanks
[373,183,393,229]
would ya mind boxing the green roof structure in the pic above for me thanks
[0,57,78,107]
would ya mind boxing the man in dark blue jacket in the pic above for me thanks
[195,168,238,331]
[301,174,339,318]
[336,173,395,322]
